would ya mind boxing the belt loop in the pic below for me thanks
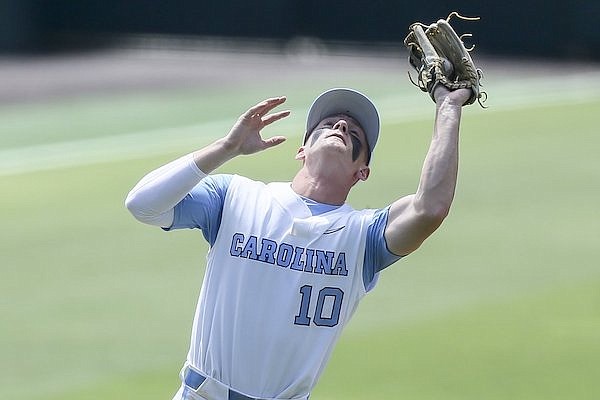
[228,391,256,400]
[184,367,207,391]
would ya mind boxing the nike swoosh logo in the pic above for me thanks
[323,226,345,235]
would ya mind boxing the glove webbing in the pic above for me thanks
[406,12,487,107]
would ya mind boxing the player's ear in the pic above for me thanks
[356,166,370,181]
[295,146,306,161]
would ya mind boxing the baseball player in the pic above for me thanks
[126,86,471,400]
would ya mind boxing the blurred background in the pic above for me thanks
[2,1,600,58]
[1,1,599,400]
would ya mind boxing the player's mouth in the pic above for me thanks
[327,132,346,145]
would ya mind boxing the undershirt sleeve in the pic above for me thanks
[165,174,233,246]
[363,206,403,291]
[125,153,207,228]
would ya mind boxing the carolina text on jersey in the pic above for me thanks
[229,233,349,276]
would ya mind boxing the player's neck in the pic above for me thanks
[291,167,351,206]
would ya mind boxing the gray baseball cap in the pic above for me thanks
[304,88,380,161]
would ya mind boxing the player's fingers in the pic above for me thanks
[262,110,290,126]
[242,96,286,119]
[262,135,287,149]
[257,97,286,116]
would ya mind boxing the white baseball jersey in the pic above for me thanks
[185,175,376,399]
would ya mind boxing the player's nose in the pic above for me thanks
[332,119,348,133]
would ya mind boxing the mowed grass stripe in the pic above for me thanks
[2,71,600,176]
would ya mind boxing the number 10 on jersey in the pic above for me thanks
[294,285,344,327]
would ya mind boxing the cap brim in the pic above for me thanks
[304,88,380,158]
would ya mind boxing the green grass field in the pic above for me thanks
[1,55,599,399]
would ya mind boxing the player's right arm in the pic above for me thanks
[192,96,289,172]
[125,96,289,228]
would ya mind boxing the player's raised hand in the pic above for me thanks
[225,97,290,155]
[433,86,472,107]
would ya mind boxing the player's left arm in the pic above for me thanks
[384,87,471,256]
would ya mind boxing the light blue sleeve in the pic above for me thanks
[164,174,233,246]
[363,206,403,291]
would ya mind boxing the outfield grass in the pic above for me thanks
[1,60,599,400]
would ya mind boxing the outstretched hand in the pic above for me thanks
[225,97,290,155]
[433,86,472,107]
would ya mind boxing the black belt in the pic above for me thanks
[184,368,260,400]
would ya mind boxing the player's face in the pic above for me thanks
[307,114,370,165]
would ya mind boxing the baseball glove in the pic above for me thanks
[404,12,486,106]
